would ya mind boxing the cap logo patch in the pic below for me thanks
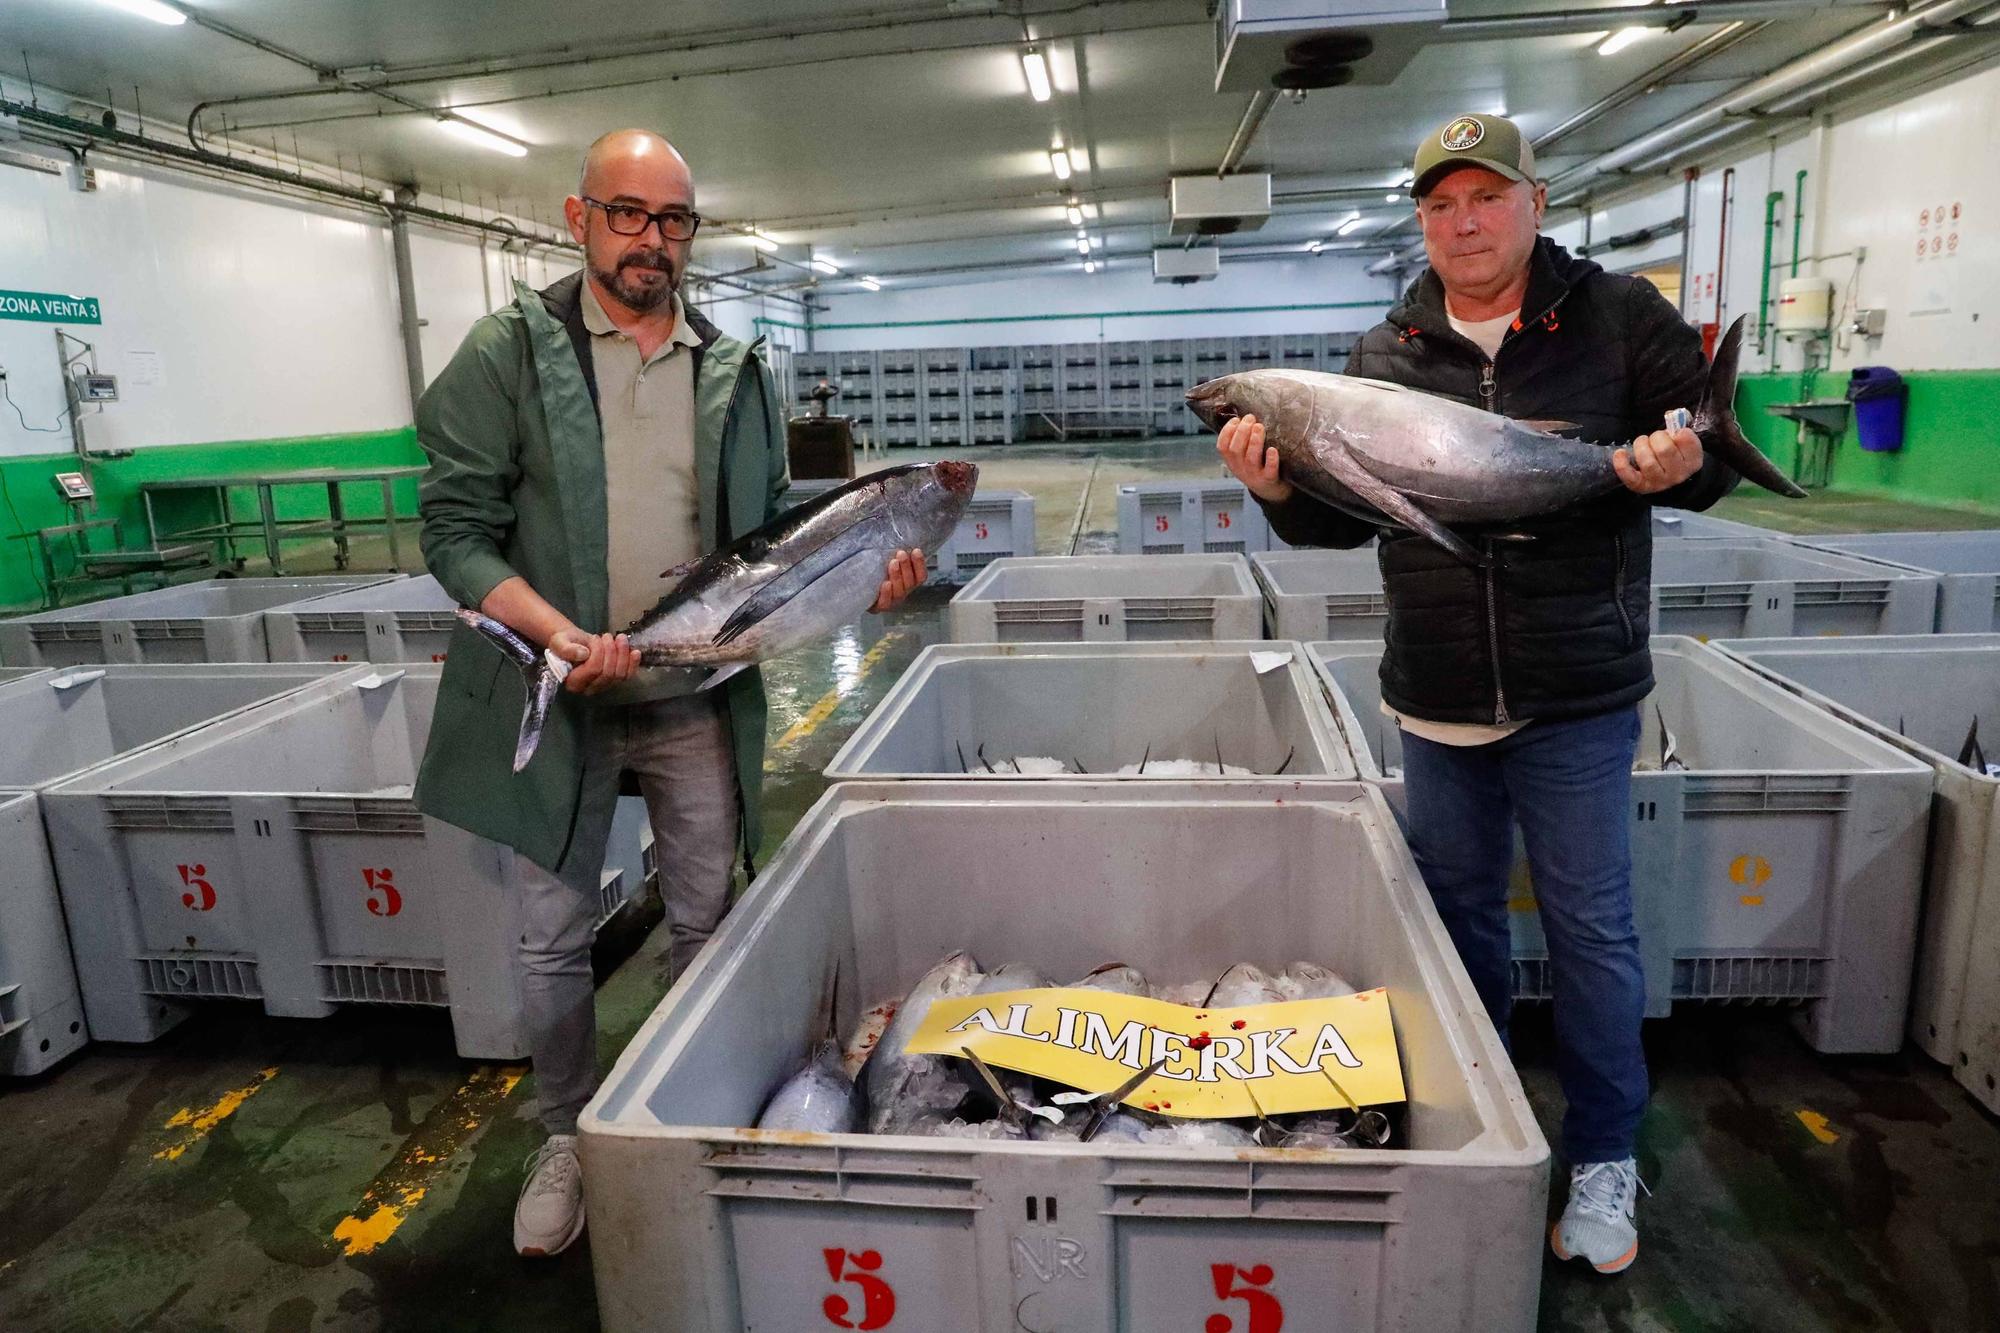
[1441,117,1485,151]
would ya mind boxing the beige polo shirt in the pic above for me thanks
[582,280,705,629]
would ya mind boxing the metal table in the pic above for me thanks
[139,466,423,576]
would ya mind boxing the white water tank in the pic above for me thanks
[1776,277,1835,336]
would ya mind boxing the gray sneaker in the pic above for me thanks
[514,1133,585,1257]
[1550,1157,1646,1274]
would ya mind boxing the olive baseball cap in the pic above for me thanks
[1412,113,1537,196]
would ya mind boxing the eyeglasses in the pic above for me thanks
[583,197,702,241]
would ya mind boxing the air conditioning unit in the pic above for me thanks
[1169,173,1271,237]
[1214,0,1446,92]
[1154,247,1221,285]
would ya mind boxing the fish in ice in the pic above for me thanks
[756,1039,863,1134]
[863,951,984,1135]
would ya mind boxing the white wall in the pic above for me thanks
[802,254,1401,351]
[0,152,798,459]
[0,159,415,457]
[1548,61,2000,376]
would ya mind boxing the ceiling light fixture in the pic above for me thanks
[1076,237,1091,255]
[749,233,779,253]
[1050,149,1072,182]
[1306,240,1324,253]
[812,257,842,275]
[96,0,186,25]
[859,277,882,292]
[1597,27,1655,56]
[1385,192,1401,202]
[1084,259,1098,273]
[1066,202,1084,226]
[437,115,529,157]
[1021,47,1052,102]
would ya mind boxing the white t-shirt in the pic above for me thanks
[1449,307,1517,359]
[1387,305,1530,746]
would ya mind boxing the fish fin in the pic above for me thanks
[698,661,754,691]
[1959,717,1985,771]
[713,544,870,647]
[1694,314,1808,499]
[1513,417,1579,434]
[455,609,568,772]
[1316,436,1488,567]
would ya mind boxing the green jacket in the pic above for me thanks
[413,272,788,879]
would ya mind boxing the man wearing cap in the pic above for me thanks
[1219,112,1743,1275]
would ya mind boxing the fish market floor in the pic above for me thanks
[2,442,1998,1331]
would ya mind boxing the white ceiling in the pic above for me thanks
[0,0,1909,297]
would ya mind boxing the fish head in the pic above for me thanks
[1186,373,1285,434]
[885,461,980,548]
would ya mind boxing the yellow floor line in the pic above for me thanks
[330,1064,525,1257]
[1796,1108,1840,1145]
[153,1067,280,1162]
[766,629,907,759]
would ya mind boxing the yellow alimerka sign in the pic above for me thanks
[906,987,1404,1119]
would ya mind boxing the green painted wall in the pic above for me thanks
[0,428,421,611]
[1736,370,2000,512]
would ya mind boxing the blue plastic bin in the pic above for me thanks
[1847,366,1907,453]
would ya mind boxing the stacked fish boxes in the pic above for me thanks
[919,348,968,448]
[876,350,921,447]
[1148,339,1194,434]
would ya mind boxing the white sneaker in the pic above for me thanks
[1550,1157,1647,1274]
[514,1133,586,1257]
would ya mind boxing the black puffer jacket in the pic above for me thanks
[1261,238,1740,725]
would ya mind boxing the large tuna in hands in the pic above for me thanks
[460,461,977,771]
[1185,315,1802,566]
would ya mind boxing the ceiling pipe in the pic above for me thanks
[1437,0,1881,39]
[1217,91,1279,177]
[1548,0,1995,195]
[1531,21,1767,152]
[0,96,810,310]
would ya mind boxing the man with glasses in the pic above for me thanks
[414,129,924,1257]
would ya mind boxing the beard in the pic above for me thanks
[592,247,679,313]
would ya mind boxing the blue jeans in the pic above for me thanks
[1400,705,1648,1164]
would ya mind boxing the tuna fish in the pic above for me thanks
[756,1039,863,1134]
[1278,962,1356,1001]
[1185,315,1802,566]
[1071,963,1151,997]
[458,461,978,770]
[863,951,985,1135]
[1204,963,1286,1008]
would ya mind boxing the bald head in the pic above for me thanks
[566,129,697,317]
[578,129,690,200]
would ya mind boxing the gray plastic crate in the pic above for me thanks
[1251,548,1385,640]
[826,641,1355,781]
[949,555,1262,644]
[580,781,1547,1333]
[1796,531,2000,632]
[0,662,351,1074]
[1308,637,1933,1051]
[0,575,402,668]
[1115,479,1275,555]
[1651,509,1779,540]
[935,490,1035,583]
[1651,538,1936,638]
[1713,635,2000,1112]
[1,791,83,1078]
[38,666,649,1059]
[264,574,460,664]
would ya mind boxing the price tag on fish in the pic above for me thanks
[906,988,1405,1119]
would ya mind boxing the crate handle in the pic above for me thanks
[49,668,108,690]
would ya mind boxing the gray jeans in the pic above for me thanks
[519,692,740,1134]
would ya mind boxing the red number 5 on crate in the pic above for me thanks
[821,1247,895,1329]
[362,867,403,918]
